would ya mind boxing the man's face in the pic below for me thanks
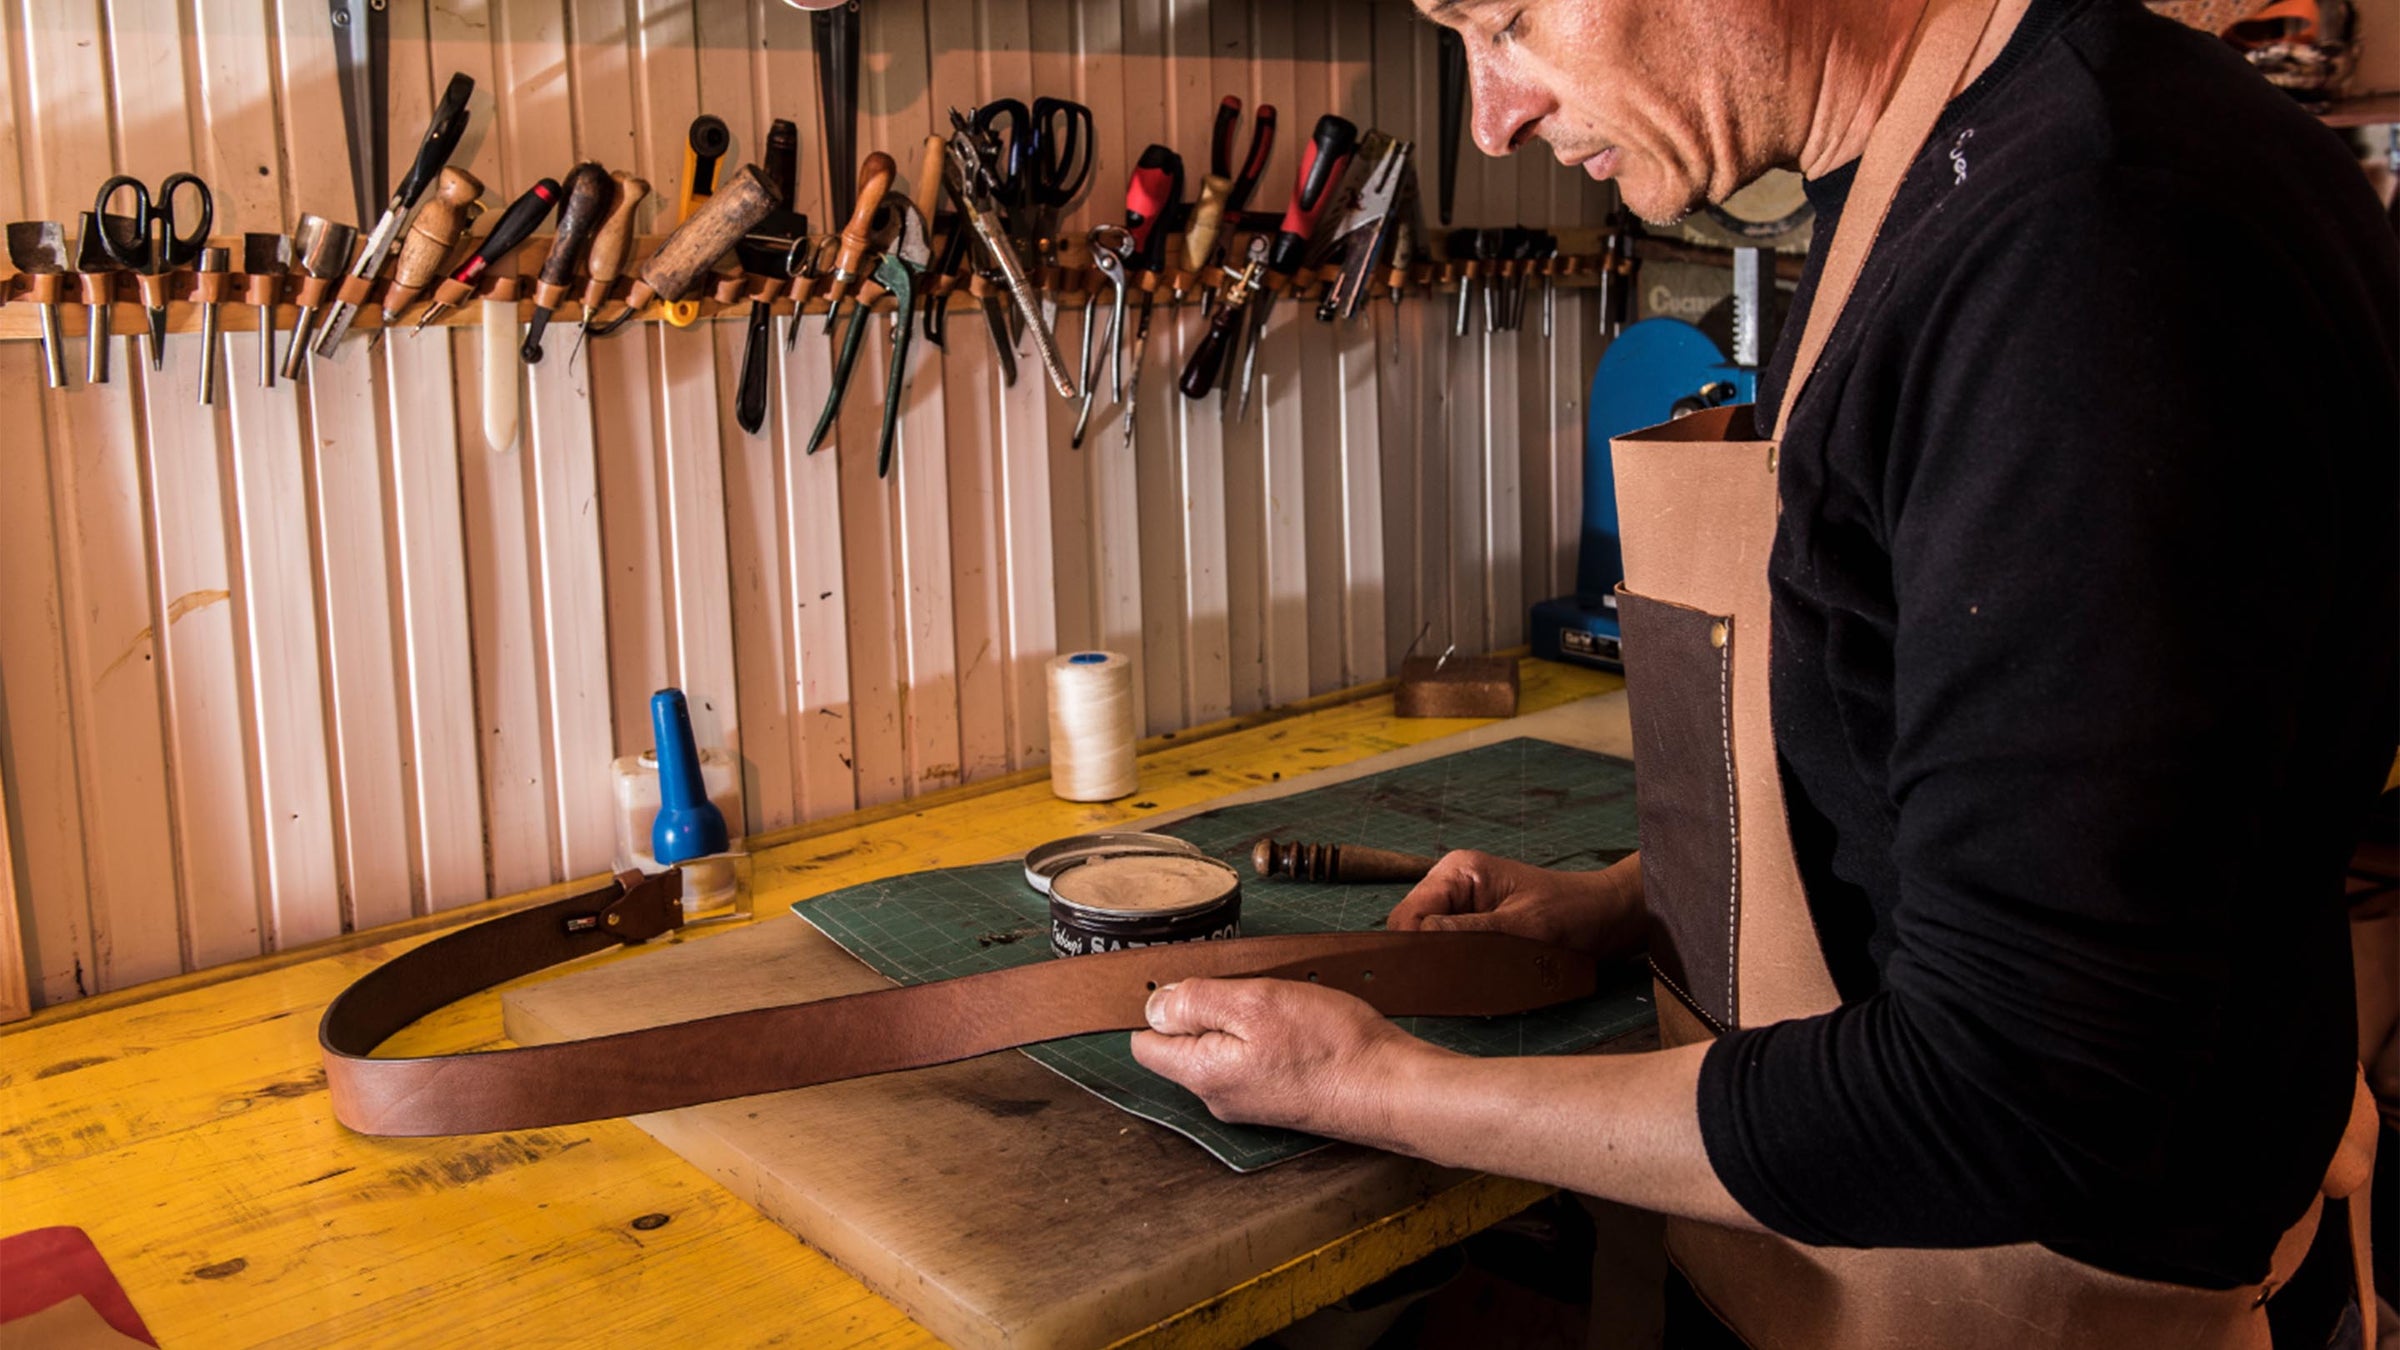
[1417,0,1790,224]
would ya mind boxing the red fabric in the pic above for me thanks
[0,1228,158,1347]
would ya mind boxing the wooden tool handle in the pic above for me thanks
[833,152,897,279]
[1183,173,1231,275]
[636,163,779,304]
[538,163,613,289]
[394,167,486,291]
[582,173,651,311]
[1250,838,1441,885]
[917,136,946,211]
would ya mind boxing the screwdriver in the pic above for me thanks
[368,166,485,350]
[522,163,613,364]
[570,172,649,366]
[1122,144,1183,453]
[1235,113,1357,420]
[413,177,562,332]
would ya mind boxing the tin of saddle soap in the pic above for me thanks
[1046,854,1243,958]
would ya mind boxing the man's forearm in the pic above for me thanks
[1351,1040,1762,1231]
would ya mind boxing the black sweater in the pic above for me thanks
[1695,0,2399,1289]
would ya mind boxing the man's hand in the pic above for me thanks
[1130,977,1441,1143]
[1385,850,1645,958]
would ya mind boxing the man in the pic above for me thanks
[1131,0,2397,1344]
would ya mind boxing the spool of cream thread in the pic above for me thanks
[1047,651,1138,801]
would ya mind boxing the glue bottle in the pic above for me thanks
[612,689,745,923]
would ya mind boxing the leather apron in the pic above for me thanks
[1609,0,2381,1343]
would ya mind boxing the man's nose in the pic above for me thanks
[1468,49,1548,158]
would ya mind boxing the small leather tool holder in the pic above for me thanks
[319,868,1600,1138]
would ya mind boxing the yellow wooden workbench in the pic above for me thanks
[0,660,1623,1349]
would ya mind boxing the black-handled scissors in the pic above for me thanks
[1027,97,1093,223]
[93,172,213,272]
[94,171,214,369]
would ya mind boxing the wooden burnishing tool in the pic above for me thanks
[1251,839,1442,885]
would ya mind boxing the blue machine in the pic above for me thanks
[1530,317,1756,670]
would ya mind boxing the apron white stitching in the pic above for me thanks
[1720,620,1738,1027]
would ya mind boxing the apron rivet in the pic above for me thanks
[1710,622,1729,650]
[1767,446,1780,474]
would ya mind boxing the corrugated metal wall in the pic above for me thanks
[0,0,1610,1009]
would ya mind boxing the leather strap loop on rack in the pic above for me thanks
[321,870,1601,1138]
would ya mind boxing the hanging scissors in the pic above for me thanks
[93,171,213,370]
[1022,97,1094,278]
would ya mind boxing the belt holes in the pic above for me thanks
[1144,981,1156,992]
[1362,970,1374,982]
[1307,971,1320,983]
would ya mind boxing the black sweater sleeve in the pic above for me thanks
[1695,165,2392,1285]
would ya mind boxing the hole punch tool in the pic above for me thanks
[6,221,71,388]
[316,72,475,357]
[93,171,214,371]
[73,211,130,385]
[281,214,358,382]
[242,231,293,387]
[194,246,229,405]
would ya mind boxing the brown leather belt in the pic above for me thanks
[321,870,1601,1137]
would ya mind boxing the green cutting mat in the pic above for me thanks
[793,737,1655,1171]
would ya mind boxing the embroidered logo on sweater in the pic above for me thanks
[1949,128,1977,186]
